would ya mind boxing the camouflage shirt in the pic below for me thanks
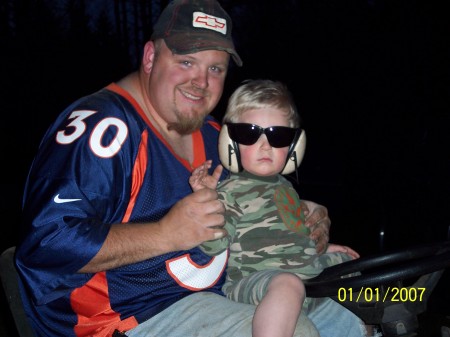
[199,171,351,290]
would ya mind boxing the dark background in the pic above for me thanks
[1,0,449,336]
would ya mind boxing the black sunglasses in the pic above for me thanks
[226,123,299,148]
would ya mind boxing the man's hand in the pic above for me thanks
[301,200,331,254]
[160,188,226,251]
[81,188,226,272]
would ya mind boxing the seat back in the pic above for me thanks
[0,247,35,337]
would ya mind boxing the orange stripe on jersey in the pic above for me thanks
[191,131,206,170]
[123,129,149,223]
[207,119,221,132]
[71,272,138,337]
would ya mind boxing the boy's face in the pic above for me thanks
[239,108,290,176]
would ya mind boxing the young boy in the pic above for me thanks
[190,79,361,337]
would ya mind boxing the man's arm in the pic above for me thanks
[79,188,226,272]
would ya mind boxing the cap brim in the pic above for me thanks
[164,32,243,67]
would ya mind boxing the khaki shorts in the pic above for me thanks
[126,291,320,337]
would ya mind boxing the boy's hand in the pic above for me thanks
[189,160,223,192]
[326,243,360,259]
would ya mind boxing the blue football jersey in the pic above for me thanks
[15,83,228,337]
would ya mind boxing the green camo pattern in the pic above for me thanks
[199,171,352,304]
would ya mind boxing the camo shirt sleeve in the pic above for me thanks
[198,176,242,256]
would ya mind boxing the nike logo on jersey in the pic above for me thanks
[53,194,82,204]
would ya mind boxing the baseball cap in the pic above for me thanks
[151,0,243,67]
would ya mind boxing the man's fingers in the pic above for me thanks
[310,219,330,254]
[213,229,227,240]
[316,236,328,254]
[190,188,218,202]
[309,220,330,240]
[305,210,329,228]
[204,199,225,215]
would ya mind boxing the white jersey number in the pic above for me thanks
[166,250,228,290]
[56,110,128,158]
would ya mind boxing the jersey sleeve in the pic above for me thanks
[16,90,137,305]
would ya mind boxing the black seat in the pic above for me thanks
[0,246,35,337]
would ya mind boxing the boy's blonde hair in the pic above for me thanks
[222,79,300,128]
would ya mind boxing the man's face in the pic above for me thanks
[148,41,229,134]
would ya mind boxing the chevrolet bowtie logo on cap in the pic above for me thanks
[193,12,227,34]
[151,0,242,67]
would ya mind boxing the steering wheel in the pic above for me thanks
[303,240,450,337]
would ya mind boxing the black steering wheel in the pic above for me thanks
[303,240,450,337]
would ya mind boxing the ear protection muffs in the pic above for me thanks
[218,124,242,173]
[281,129,306,175]
[218,124,306,175]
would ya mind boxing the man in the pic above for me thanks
[15,0,364,336]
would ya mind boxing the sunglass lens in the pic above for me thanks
[227,123,261,145]
[266,127,297,148]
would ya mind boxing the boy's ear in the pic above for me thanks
[218,124,242,173]
[281,130,306,175]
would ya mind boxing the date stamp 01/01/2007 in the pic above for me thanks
[337,287,426,303]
